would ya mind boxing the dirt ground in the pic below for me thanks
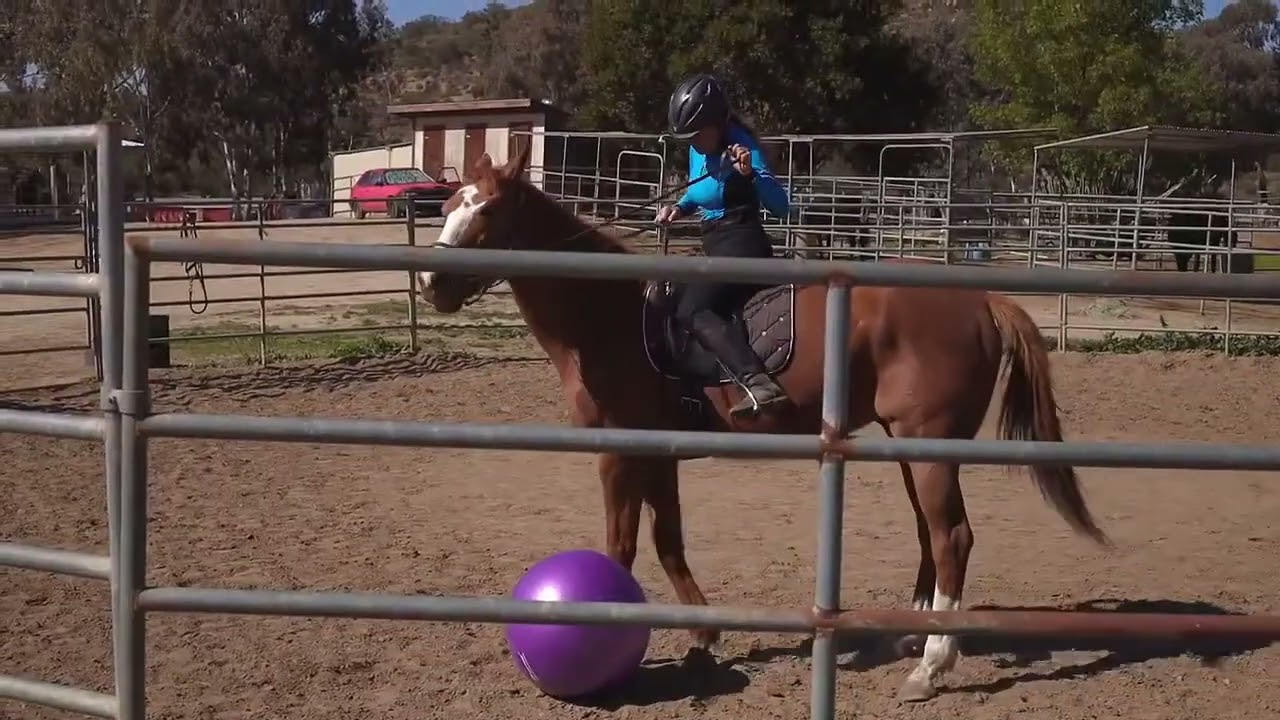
[4,347,1280,720]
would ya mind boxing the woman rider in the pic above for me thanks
[656,73,792,418]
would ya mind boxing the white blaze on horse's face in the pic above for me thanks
[419,184,487,292]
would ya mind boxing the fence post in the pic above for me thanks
[810,278,851,720]
[1058,202,1069,352]
[405,199,419,353]
[118,240,153,720]
[93,121,133,720]
[257,201,268,365]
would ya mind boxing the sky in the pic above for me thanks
[387,0,531,25]
[397,0,1242,26]
[1206,0,1232,17]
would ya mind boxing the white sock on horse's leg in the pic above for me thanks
[899,585,961,701]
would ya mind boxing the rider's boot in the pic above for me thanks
[687,312,791,418]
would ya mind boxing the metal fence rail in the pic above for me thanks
[130,235,1280,298]
[7,120,1280,720]
[134,411,1280,469]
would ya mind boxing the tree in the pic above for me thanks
[0,8,38,128]
[480,0,587,109]
[1178,0,1280,134]
[578,1,940,172]
[891,2,980,132]
[969,0,1215,193]
[160,1,391,199]
[577,0,682,131]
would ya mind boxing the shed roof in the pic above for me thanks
[387,98,565,118]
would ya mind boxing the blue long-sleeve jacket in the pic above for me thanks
[674,123,790,221]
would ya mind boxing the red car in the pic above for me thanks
[348,166,462,219]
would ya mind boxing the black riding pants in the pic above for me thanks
[673,215,774,377]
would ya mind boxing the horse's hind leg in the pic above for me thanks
[876,422,934,660]
[897,466,937,659]
[641,458,719,653]
[896,456,973,703]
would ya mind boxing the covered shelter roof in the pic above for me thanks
[1034,125,1280,154]
[757,127,1059,144]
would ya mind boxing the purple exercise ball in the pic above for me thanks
[505,549,651,699]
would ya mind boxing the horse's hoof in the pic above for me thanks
[897,676,939,703]
[893,634,926,658]
[692,628,721,652]
[682,645,717,670]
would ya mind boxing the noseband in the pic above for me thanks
[422,240,501,307]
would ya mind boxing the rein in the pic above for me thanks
[559,169,711,247]
[434,170,712,307]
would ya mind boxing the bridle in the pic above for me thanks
[427,169,713,308]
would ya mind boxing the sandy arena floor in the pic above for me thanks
[4,349,1280,720]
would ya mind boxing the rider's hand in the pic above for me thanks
[727,144,754,177]
[656,205,683,226]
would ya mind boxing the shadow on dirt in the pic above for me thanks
[735,598,1273,697]
[9,352,544,412]
[563,647,750,708]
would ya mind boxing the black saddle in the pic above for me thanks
[642,281,796,387]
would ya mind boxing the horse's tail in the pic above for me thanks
[987,293,1110,546]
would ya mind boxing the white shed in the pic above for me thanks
[386,98,569,190]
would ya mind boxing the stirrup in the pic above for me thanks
[730,378,789,418]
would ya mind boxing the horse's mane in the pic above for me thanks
[516,175,639,256]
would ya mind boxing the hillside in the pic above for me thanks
[387,3,581,106]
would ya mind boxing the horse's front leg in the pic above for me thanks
[599,453,643,571]
[601,453,717,654]
[638,457,718,653]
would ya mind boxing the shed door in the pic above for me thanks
[423,126,445,178]
[463,124,488,179]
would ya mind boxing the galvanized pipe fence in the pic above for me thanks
[0,122,125,719]
[7,122,1280,720]
[5,152,1280,373]
[110,194,1280,365]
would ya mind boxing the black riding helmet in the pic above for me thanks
[667,74,730,140]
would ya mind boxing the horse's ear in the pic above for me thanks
[499,142,532,181]
[475,152,494,178]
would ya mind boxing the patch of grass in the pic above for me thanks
[169,327,410,366]
[1050,330,1280,355]
[1047,311,1280,355]
[162,320,530,367]
[162,306,1280,370]
[1252,253,1280,271]
[328,334,408,360]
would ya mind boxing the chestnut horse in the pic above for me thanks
[418,145,1108,702]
